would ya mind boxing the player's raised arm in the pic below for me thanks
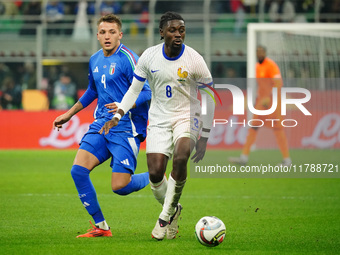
[133,80,151,108]
[117,75,148,116]
[106,80,151,112]
[99,76,146,135]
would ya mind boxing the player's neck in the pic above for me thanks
[164,44,182,58]
[103,43,121,57]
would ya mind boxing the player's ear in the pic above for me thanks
[159,28,164,40]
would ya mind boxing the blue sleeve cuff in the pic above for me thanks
[134,73,146,82]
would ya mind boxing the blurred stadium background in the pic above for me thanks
[0,0,339,151]
[1,3,339,254]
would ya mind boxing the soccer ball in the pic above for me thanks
[195,216,226,247]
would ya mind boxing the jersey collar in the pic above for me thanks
[162,43,185,61]
[115,43,123,54]
[102,43,123,57]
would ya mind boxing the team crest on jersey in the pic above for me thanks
[177,67,188,82]
[109,63,116,75]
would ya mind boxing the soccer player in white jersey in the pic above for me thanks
[100,11,215,240]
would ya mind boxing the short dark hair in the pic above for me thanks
[159,12,185,40]
[97,14,122,31]
[159,11,184,30]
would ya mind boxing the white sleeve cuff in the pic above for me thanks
[113,112,122,120]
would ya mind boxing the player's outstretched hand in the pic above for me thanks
[53,113,71,131]
[105,102,120,113]
[99,118,119,135]
[191,137,208,163]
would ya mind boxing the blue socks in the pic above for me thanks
[71,165,149,225]
[71,165,104,224]
[113,172,149,196]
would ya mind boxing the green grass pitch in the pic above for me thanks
[0,149,339,254]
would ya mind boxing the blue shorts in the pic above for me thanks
[79,120,140,174]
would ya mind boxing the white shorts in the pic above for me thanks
[146,116,201,158]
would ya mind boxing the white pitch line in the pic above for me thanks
[18,193,339,200]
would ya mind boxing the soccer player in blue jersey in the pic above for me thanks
[53,14,151,238]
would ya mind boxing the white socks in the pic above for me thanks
[150,175,168,205]
[96,220,109,230]
[159,175,186,222]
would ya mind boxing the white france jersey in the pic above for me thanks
[134,43,213,126]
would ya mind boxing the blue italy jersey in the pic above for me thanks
[79,43,151,141]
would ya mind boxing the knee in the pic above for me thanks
[149,170,164,183]
[172,154,189,180]
[148,164,165,183]
[71,165,89,180]
[70,165,78,178]
[111,182,127,193]
[173,154,189,170]
[111,173,131,195]
[112,182,130,196]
